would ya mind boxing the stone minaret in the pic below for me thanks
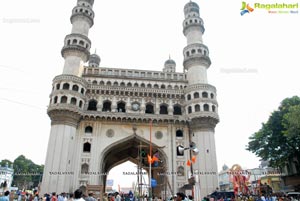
[183,1,220,197]
[61,0,95,76]
[41,0,95,194]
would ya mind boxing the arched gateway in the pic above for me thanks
[41,0,220,199]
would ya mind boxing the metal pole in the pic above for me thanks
[149,120,152,201]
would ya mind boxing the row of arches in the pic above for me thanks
[66,38,90,49]
[73,6,94,18]
[54,82,85,94]
[187,104,216,113]
[185,46,208,57]
[187,91,214,100]
[87,100,183,115]
[183,17,203,28]
[52,95,84,108]
[89,80,186,90]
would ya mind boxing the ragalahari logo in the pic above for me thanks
[241,2,254,15]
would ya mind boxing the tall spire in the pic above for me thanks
[61,0,95,76]
[183,0,211,84]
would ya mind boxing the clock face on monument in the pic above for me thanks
[132,103,140,111]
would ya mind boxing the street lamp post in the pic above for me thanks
[177,120,200,200]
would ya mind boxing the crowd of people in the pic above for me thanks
[1,190,299,201]
[203,193,300,201]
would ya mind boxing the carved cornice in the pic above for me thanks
[187,112,219,121]
[184,83,216,93]
[183,23,205,36]
[189,116,219,131]
[53,74,89,87]
[48,108,81,127]
[70,10,94,27]
[88,85,185,95]
[61,46,90,62]
[183,56,211,70]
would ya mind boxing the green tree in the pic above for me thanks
[12,155,44,190]
[247,96,300,173]
[0,159,13,167]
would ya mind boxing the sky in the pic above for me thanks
[0,0,300,190]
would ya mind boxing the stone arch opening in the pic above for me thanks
[99,135,168,198]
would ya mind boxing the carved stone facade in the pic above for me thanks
[41,0,219,199]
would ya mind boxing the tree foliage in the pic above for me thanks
[0,159,13,167]
[0,155,44,190]
[246,96,300,173]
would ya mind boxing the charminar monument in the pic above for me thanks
[41,0,219,199]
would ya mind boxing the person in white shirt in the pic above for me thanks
[73,189,85,201]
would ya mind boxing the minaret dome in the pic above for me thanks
[163,57,176,73]
[89,53,101,67]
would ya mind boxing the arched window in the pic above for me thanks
[141,83,145,88]
[72,85,79,91]
[167,85,172,89]
[176,130,183,137]
[100,81,105,86]
[92,80,97,85]
[127,83,132,87]
[81,163,89,174]
[106,81,111,86]
[53,96,58,104]
[71,97,77,105]
[134,83,139,87]
[145,104,154,114]
[187,94,191,101]
[161,84,165,89]
[113,82,118,86]
[159,104,168,115]
[195,104,200,112]
[117,102,126,113]
[204,104,209,111]
[87,100,97,111]
[81,88,85,94]
[85,126,93,134]
[194,92,199,99]
[173,105,182,115]
[83,142,91,152]
[147,84,152,88]
[102,101,111,112]
[62,83,70,90]
[212,105,216,112]
[188,106,192,114]
[79,100,83,108]
[202,92,208,98]
[154,84,159,89]
[61,96,68,103]
[210,93,214,99]
[120,82,125,87]
[56,83,60,90]
[72,39,77,44]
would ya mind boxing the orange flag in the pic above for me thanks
[148,155,159,164]
[187,160,191,166]
[191,156,196,163]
